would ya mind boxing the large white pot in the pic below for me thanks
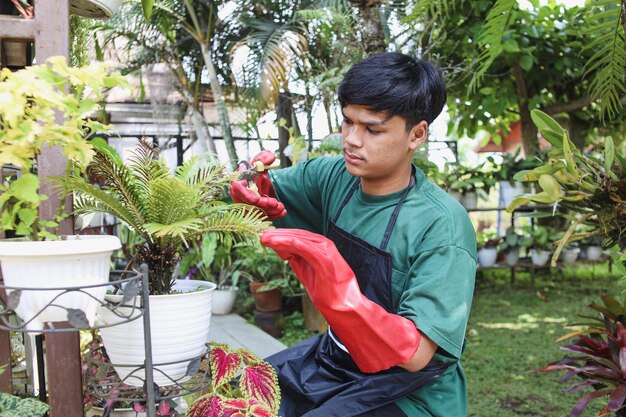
[0,235,120,332]
[477,247,498,267]
[97,279,216,387]
[531,249,551,267]
[70,0,122,18]
[212,288,237,315]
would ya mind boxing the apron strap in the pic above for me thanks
[380,172,416,251]
[332,179,361,223]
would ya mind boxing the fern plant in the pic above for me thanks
[57,139,270,295]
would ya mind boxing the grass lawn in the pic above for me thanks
[277,260,624,416]
[466,261,623,417]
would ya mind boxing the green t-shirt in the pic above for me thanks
[270,156,477,417]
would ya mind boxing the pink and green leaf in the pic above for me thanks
[211,346,243,389]
[240,362,280,413]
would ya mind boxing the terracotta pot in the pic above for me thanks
[249,282,282,312]
[253,310,285,338]
[302,292,327,333]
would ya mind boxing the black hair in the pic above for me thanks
[337,52,447,130]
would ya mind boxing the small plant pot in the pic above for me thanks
[561,248,580,265]
[477,247,498,267]
[249,282,282,312]
[585,246,603,262]
[503,249,520,267]
[462,192,478,210]
[253,310,285,338]
[499,181,525,208]
[531,249,551,266]
[212,288,238,315]
[449,191,463,204]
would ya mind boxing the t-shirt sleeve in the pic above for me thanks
[397,245,476,359]
[268,157,338,233]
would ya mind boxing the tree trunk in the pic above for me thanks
[566,114,587,149]
[276,91,295,168]
[348,0,387,55]
[623,0,626,84]
[512,61,539,156]
[323,93,334,132]
[305,83,314,151]
[200,43,238,169]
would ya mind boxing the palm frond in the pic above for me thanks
[582,0,626,121]
[143,218,203,247]
[199,204,270,245]
[469,0,517,93]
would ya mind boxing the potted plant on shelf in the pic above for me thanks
[526,225,553,266]
[57,139,270,386]
[506,109,626,266]
[488,149,542,208]
[0,56,128,332]
[187,343,280,417]
[180,234,254,315]
[497,226,532,266]
[476,230,501,268]
[443,163,496,209]
[541,295,626,417]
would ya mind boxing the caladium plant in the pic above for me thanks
[187,343,280,417]
[541,295,626,417]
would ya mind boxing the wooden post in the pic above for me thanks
[0,1,82,415]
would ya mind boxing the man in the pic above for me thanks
[231,52,476,417]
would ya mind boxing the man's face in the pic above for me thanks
[341,104,427,194]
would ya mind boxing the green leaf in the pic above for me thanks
[10,173,40,204]
[604,136,615,173]
[503,39,520,53]
[519,55,534,71]
[530,109,565,147]
[141,0,154,20]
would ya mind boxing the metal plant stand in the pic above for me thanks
[0,270,210,417]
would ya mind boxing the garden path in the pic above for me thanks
[208,314,286,360]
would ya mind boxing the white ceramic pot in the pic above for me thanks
[477,247,498,267]
[70,0,122,18]
[499,181,525,209]
[449,191,463,204]
[97,279,216,387]
[212,288,237,315]
[586,246,603,262]
[503,249,520,267]
[462,192,478,210]
[531,249,551,267]
[561,248,580,265]
[0,235,120,332]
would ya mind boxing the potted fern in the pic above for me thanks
[0,57,127,332]
[57,139,270,386]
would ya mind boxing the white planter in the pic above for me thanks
[586,246,603,262]
[477,247,498,267]
[499,181,525,208]
[212,288,237,315]
[561,248,580,265]
[503,249,520,266]
[462,192,478,210]
[97,279,216,387]
[531,249,551,266]
[449,191,463,204]
[0,235,120,332]
[70,0,122,18]
[86,407,145,417]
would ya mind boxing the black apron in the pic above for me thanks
[267,173,454,417]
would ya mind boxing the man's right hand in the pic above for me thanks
[230,151,286,220]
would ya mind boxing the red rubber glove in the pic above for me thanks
[230,151,286,220]
[260,229,421,373]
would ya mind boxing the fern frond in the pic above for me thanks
[200,204,270,244]
[582,0,626,121]
[88,148,147,226]
[144,218,203,247]
[65,178,148,238]
[469,0,516,93]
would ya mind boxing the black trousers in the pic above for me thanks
[354,402,407,417]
